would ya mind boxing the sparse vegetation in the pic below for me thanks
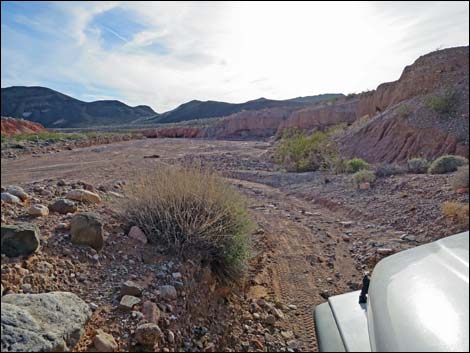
[123,166,252,280]
[397,104,412,118]
[425,89,456,114]
[442,202,469,228]
[375,163,406,178]
[428,155,468,174]
[345,158,370,173]
[352,170,376,187]
[451,165,469,191]
[275,128,340,172]
[407,158,429,174]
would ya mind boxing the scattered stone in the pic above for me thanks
[5,186,30,201]
[264,315,276,325]
[70,212,104,251]
[359,182,371,190]
[108,191,124,198]
[142,301,161,324]
[320,290,330,299]
[400,234,416,242]
[49,198,77,214]
[281,331,294,340]
[93,329,118,352]
[1,192,21,204]
[135,323,162,346]
[21,283,32,293]
[167,330,175,344]
[128,226,147,244]
[159,285,177,301]
[143,154,160,159]
[339,221,354,228]
[172,272,182,280]
[342,234,351,242]
[1,292,91,352]
[119,295,141,311]
[272,307,285,319]
[121,280,143,297]
[28,204,49,217]
[66,189,102,204]
[1,224,40,257]
[377,248,394,255]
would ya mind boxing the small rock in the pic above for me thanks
[135,323,162,346]
[21,283,32,293]
[342,234,351,242]
[1,192,21,204]
[320,290,330,299]
[28,204,49,217]
[121,280,143,297]
[359,182,371,190]
[167,330,175,344]
[128,226,147,244]
[142,301,161,324]
[70,212,104,251]
[265,315,276,325]
[377,248,394,256]
[93,329,118,352]
[66,189,102,204]
[159,285,177,301]
[172,272,182,280]
[49,198,77,214]
[119,295,141,311]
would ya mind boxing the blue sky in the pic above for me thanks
[1,1,469,112]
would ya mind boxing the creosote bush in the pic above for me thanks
[345,158,370,173]
[123,166,252,280]
[442,202,469,228]
[428,155,468,174]
[275,128,340,172]
[352,170,376,187]
[425,90,456,114]
[451,165,469,191]
[407,158,429,174]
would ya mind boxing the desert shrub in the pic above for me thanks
[407,158,429,174]
[425,90,456,114]
[375,163,407,178]
[275,128,339,172]
[397,104,412,118]
[442,202,469,228]
[352,170,376,187]
[451,165,469,190]
[428,155,469,174]
[345,158,370,173]
[123,166,252,280]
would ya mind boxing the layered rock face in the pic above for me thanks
[278,99,358,133]
[1,117,45,136]
[341,46,469,162]
[203,108,294,139]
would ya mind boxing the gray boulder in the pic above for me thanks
[70,213,104,251]
[1,291,92,352]
[1,224,40,257]
[48,198,77,214]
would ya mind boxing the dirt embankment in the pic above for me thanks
[1,117,45,136]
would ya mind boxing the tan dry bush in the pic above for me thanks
[451,165,469,191]
[123,165,252,280]
[442,202,469,228]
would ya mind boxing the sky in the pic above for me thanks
[1,1,469,113]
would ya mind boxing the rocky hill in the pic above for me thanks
[152,94,343,124]
[340,46,469,162]
[1,87,158,128]
[1,117,45,136]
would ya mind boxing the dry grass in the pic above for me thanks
[451,165,469,191]
[122,165,252,280]
[442,202,469,228]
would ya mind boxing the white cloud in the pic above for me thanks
[2,1,469,112]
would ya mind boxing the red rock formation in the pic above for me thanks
[141,127,203,138]
[1,117,45,136]
[278,99,357,133]
[203,108,294,139]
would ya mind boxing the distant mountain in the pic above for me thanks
[152,93,343,124]
[1,86,158,128]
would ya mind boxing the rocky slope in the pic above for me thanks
[1,117,45,136]
[1,87,157,128]
[340,46,469,162]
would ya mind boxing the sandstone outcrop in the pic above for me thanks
[1,117,45,136]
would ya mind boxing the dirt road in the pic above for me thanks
[1,138,403,351]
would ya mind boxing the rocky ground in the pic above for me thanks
[1,138,469,352]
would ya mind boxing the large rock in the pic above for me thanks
[121,280,143,297]
[141,301,161,324]
[93,329,118,352]
[49,198,77,214]
[135,323,162,346]
[1,224,40,257]
[1,291,91,352]
[66,189,102,204]
[119,295,141,311]
[1,193,21,204]
[5,186,30,202]
[28,204,49,217]
[70,213,104,251]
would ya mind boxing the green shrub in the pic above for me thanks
[275,128,339,172]
[397,104,412,118]
[352,170,376,187]
[425,90,456,114]
[451,165,469,190]
[407,158,429,174]
[122,166,252,280]
[428,155,469,174]
[375,163,406,178]
[345,158,370,173]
